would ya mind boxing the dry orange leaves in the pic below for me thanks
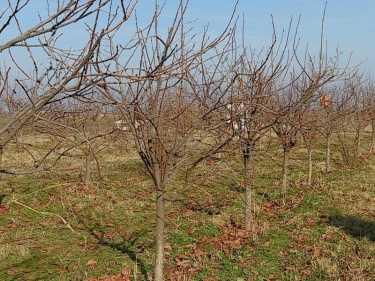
[85,268,132,281]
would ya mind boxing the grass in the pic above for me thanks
[1,131,375,280]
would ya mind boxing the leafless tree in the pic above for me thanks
[299,96,324,186]
[32,100,118,184]
[226,17,296,229]
[96,1,239,279]
[0,0,138,174]
[316,86,349,173]
[334,75,366,166]
[269,5,357,204]
[348,77,369,159]
[362,80,375,153]
[271,87,300,206]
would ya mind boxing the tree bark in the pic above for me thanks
[0,147,2,168]
[354,130,361,158]
[85,151,91,185]
[243,144,253,230]
[154,187,165,281]
[370,123,375,153]
[307,146,313,187]
[325,134,331,173]
[280,147,290,206]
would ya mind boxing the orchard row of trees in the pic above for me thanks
[0,0,372,279]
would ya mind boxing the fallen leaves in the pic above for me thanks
[164,224,254,280]
[85,268,132,281]
[300,268,311,278]
[201,225,253,254]
[79,241,99,251]
[266,275,278,281]
[6,269,30,276]
[59,265,69,274]
[303,245,323,257]
[105,221,115,228]
[86,259,98,266]
[313,247,322,257]
[84,261,134,281]
[0,205,10,216]
[262,201,279,214]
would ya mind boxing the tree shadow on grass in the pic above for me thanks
[91,230,152,278]
[328,212,375,241]
[78,218,152,279]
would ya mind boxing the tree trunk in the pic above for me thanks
[0,146,2,168]
[85,148,91,185]
[370,123,375,153]
[307,146,313,187]
[354,130,361,158]
[154,187,165,281]
[337,132,350,166]
[280,147,290,206]
[243,144,253,230]
[325,134,331,173]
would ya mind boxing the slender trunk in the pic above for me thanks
[154,187,165,281]
[370,123,375,153]
[85,146,91,185]
[307,146,313,187]
[325,134,331,173]
[243,144,253,230]
[337,132,350,166]
[354,130,361,158]
[150,72,165,280]
[280,147,290,206]
[0,146,2,168]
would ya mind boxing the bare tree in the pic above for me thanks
[348,78,368,159]
[269,4,356,204]
[271,87,300,206]
[299,96,324,186]
[226,17,296,229]
[0,0,138,174]
[362,80,375,153]
[334,76,366,167]
[316,86,351,173]
[96,1,239,279]
[32,100,117,184]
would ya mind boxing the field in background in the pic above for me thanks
[1,127,375,280]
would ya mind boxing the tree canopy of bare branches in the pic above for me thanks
[0,0,138,174]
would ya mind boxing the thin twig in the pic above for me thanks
[11,199,76,233]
